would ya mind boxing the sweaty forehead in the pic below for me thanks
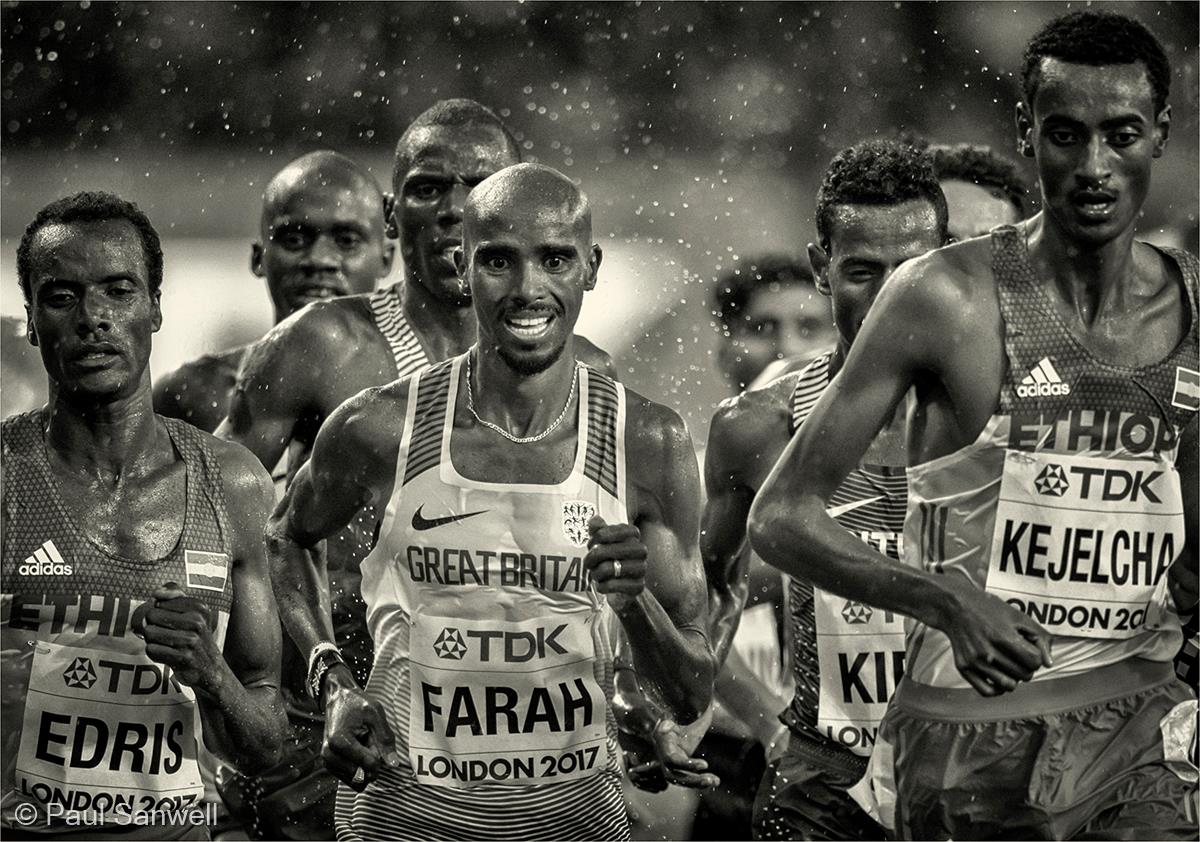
[30,219,147,278]
[402,124,518,177]
[828,200,941,257]
[266,182,379,225]
[1032,59,1156,119]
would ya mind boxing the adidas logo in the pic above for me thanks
[1016,357,1071,398]
[18,540,73,576]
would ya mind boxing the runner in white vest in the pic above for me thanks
[266,163,714,840]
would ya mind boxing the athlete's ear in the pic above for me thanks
[383,193,399,239]
[150,288,163,334]
[1152,105,1170,159]
[808,242,831,297]
[25,305,37,347]
[583,244,602,291]
[381,239,396,275]
[1015,101,1035,158]
[250,243,266,279]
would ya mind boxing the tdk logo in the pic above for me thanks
[1016,357,1071,398]
[18,540,73,577]
[455,624,569,663]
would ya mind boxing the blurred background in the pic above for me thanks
[3,1,1198,438]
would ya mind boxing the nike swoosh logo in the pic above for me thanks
[411,505,490,531]
[826,496,885,519]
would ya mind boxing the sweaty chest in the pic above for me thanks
[449,426,579,485]
[54,462,186,560]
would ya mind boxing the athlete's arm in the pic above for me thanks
[702,384,791,664]
[218,300,383,469]
[576,335,620,380]
[749,257,1052,697]
[589,398,714,723]
[265,383,404,788]
[143,440,287,773]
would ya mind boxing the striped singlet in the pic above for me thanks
[1,413,234,838]
[902,227,1197,694]
[782,351,910,760]
[335,355,630,841]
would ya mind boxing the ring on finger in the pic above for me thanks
[612,560,622,578]
[352,767,366,785]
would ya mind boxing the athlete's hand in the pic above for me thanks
[1168,556,1199,614]
[585,516,648,612]
[935,575,1053,696]
[322,673,400,791]
[139,582,226,695]
[621,715,719,791]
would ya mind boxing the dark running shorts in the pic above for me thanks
[752,730,887,841]
[883,659,1198,840]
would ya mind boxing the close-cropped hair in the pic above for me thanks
[17,191,164,303]
[815,139,948,250]
[930,143,1028,218]
[392,98,521,189]
[712,255,815,333]
[1021,10,1170,115]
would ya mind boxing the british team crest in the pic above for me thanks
[562,500,597,547]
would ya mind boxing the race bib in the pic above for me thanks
[407,611,609,789]
[15,640,204,817]
[813,587,906,757]
[987,450,1184,639]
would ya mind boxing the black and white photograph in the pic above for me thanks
[1,2,1197,840]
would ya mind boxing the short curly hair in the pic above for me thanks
[815,139,948,251]
[930,144,1028,217]
[1021,11,1170,115]
[712,254,815,333]
[17,191,163,303]
[393,99,521,191]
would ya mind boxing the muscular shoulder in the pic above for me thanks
[202,434,276,526]
[242,294,380,380]
[316,377,411,465]
[623,388,696,477]
[575,335,619,380]
[707,374,796,478]
[154,347,247,429]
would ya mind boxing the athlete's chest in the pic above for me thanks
[49,458,186,560]
[448,422,579,485]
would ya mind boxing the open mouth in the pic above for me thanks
[504,311,555,340]
[1071,191,1117,221]
[294,283,344,302]
[72,346,120,367]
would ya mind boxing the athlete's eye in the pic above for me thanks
[336,232,365,250]
[408,182,442,201]
[543,255,569,271]
[1110,130,1140,148]
[276,231,308,250]
[484,255,509,272]
[1047,129,1077,146]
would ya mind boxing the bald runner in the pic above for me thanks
[155,150,393,433]
[267,163,712,841]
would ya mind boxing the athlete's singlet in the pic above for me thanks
[1,413,234,837]
[904,227,1198,691]
[782,352,910,759]
[336,355,630,841]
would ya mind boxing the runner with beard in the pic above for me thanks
[215,101,614,838]
[266,163,712,840]
[154,151,394,433]
[751,12,1198,839]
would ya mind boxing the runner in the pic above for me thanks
[216,100,615,838]
[701,141,948,840]
[751,11,1198,839]
[929,142,1027,242]
[2,192,286,839]
[154,150,393,433]
[266,163,713,840]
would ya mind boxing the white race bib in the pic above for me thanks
[813,587,906,757]
[15,640,204,816]
[407,611,609,789]
[986,450,1184,639]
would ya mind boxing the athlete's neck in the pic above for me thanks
[1027,212,1139,327]
[402,276,476,360]
[43,377,169,479]
[828,339,850,380]
[469,343,579,438]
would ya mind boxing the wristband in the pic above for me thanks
[306,642,345,703]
